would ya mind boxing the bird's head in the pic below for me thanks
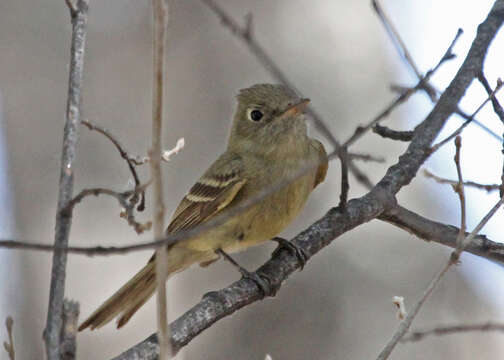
[228,83,310,155]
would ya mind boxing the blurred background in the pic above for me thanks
[1,0,503,359]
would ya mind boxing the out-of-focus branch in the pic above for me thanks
[348,152,386,163]
[44,1,89,359]
[61,300,79,360]
[423,169,501,192]
[376,196,504,360]
[151,0,171,358]
[200,0,374,190]
[402,322,504,342]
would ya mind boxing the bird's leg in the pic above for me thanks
[271,237,308,270]
[215,248,272,297]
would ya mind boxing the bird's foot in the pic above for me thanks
[271,237,308,270]
[215,248,274,298]
[239,268,273,298]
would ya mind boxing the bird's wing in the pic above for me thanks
[166,152,246,234]
[310,139,328,189]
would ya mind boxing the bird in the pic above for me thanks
[78,83,328,331]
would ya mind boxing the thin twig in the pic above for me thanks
[372,0,422,80]
[376,196,504,360]
[338,147,349,210]
[376,260,452,360]
[423,169,500,192]
[0,152,336,256]
[342,28,462,148]
[81,119,146,211]
[374,0,503,143]
[478,75,504,197]
[66,185,152,234]
[373,124,414,142]
[3,317,14,360]
[348,152,386,163]
[151,0,170,358]
[44,1,89,359]
[431,80,504,152]
[453,136,466,248]
[478,75,504,123]
[402,322,504,342]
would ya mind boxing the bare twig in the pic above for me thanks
[44,1,89,359]
[61,300,79,360]
[373,124,413,142]
[151,0,170,357]
[402,322,504,342]
[478,75,504,123]
[453,136,466,248]
[81,119,146,211]
[376,260,453,360]
[372,0,422,80]
[342,28,462,148]
[376,196,504,360]
[3,317,14,360]
[423,169,500,192]
[348,152,386,163]
[338,147,349,210]
[478,75,504,197]
[67,185,152,234]
[431,80,504,153]
[374,0,503,143]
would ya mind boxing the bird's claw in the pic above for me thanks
[271,237,308,270]
[240,269,273,298]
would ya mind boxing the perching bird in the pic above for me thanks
[78,84,328,331]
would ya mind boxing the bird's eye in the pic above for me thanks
[248,109,263,122]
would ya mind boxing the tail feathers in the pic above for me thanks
[79,247,215,331]
[78,261,156,331]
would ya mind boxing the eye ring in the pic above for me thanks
[247,109,264,122]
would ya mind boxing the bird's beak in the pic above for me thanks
[278,98,310,119]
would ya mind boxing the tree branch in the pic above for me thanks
[151,0,171,357]
[61,300,79,360]
[379,205,504,264]
[402,322,504,342]
[44,1,89,359]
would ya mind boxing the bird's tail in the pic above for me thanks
[78,247,206,331]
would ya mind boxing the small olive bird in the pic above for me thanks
[78,84,328,331]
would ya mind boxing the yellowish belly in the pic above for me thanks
[179,172,315,254]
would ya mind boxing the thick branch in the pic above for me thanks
[380,206,504,264]
[44,1,89,359]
